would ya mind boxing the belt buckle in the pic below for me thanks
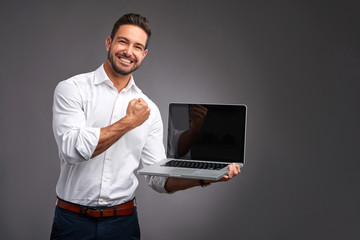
[99,208,103,217]
[85,207,103,218]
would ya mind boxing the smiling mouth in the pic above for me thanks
[117,56,133,65]
[120,58,131,63]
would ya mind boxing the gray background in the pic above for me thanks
[1,0,359,239]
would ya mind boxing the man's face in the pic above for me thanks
[106,24,148,76]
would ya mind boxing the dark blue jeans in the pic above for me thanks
[50,206,140,240]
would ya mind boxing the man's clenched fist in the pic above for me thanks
[126,98,151,128]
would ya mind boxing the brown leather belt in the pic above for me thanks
[56,198,135,218]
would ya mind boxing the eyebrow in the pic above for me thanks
[115,36,145,49]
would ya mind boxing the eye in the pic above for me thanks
[135,45,144,51]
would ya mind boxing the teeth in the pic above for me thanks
[120,58,131,63]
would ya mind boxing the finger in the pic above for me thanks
[136,98,145,105]
[130,98,137,105]
[222,174,231,181]
[235,164,241,175]
[227,164,234,178]
[230,163,240,176]
[146,107,151,115]
[137,98,147,106]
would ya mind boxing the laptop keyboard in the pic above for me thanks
[163,160,228,170]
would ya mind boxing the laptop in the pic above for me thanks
[138,103,247,180]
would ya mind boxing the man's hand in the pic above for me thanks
[125,98,151,128]
[200,163,241,186]
[218,163,241,181]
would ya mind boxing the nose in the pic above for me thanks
[123,45,133,56]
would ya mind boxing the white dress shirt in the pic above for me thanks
[52,65,168,207]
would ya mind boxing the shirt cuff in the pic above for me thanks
[146,175,171,193]
[75,127,100,160]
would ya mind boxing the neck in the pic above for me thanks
[103,60,131,92]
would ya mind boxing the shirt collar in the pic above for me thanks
[94,64,139,93]
[94,64,111,85]
[123,75,137,92]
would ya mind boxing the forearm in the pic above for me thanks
[164,177,202,192]
[91,116,134,158]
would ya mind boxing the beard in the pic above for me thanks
[107,47,141,76]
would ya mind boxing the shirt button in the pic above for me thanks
[113,115,117,119]
[106,156,111,161]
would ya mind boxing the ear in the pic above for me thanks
[142,49,148,60]
[105,36,112,52]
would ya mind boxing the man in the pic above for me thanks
[50,13,240,239]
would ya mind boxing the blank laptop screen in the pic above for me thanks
[167,104,246,163]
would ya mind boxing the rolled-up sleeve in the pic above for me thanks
[145,175,169,193]
[53,81,100,164]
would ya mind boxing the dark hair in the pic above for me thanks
[110,13,151,49]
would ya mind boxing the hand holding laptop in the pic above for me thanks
[164,163,241,191]
[221,163,241,180]
[204,163,241,184]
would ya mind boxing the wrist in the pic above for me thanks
[118,115,136,130]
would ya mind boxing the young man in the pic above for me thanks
[50,13,240,239]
